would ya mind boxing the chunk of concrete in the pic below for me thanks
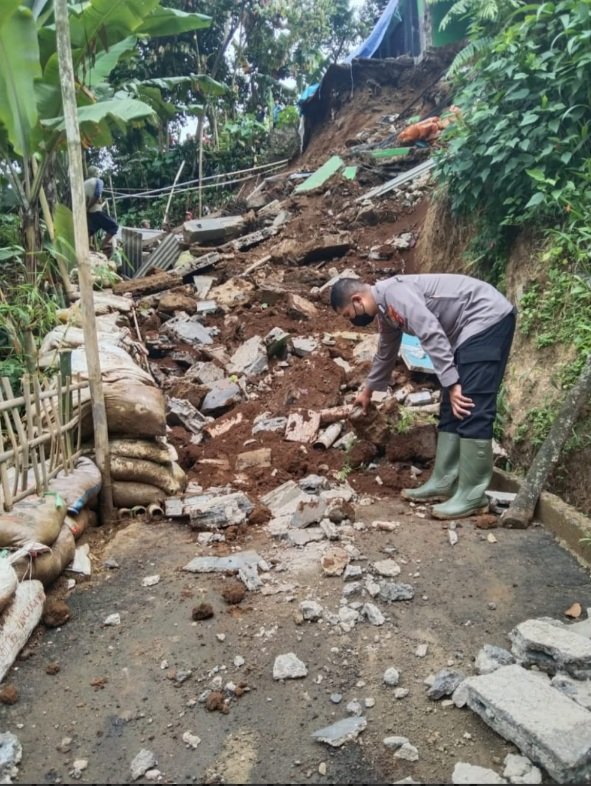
[300,601,323,621]
[452,763,506,784]
[287,293,319,320]
[186,361,225,385]
[311,716,367,747]
[167,491,253,527]
[503,753,542,784]
[509,618,591,678]
[209,277,255,309]
[292,496,327,528]
[183,215,245,244]
[291,336,319,357]
[183,551,262,574]
[453,664,591,784]
[253,413,288,434]
[353,335,379,362]
[362,603,385,626]
[288,528,325,546]
[379,582,415,602]
[475,644,516,675]
[161,314,213,345]
[427,669,465,700]
[260,480,307,516]
[273,652,308,680]
[200,380,242,414]
[373,559,401,578]
[228,336,268,376]
[321,546,350,576]
[551,674,591,711]
[406,390,433,407]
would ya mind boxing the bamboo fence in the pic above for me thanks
[0,373,88,511]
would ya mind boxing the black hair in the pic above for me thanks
[329,278,367,310]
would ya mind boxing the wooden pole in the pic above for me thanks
[501,354,591,528]
[162,160,185,230]
[54,0,114,523]
[197,114,204,218]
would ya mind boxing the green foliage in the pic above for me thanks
[519,262,591,386]
[436,0,591,238]
[395,408,419,434]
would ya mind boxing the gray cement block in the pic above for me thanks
[453,664,591,783]
[510,618,591,678]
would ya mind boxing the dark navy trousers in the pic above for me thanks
[438,309,516,439]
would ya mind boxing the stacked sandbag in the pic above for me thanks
[37,291,187,510]
[3,457,103,587]
[109,438,187,508]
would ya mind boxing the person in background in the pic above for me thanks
[84,165,118,254]
[330,274,516,519]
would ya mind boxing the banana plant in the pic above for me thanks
[0,0,222,282]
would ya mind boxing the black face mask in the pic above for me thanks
[350,312,375,327]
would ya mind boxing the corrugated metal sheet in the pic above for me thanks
[133,233,181,278]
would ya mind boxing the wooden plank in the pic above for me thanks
[113,270,181,297]
[294,156,344,194]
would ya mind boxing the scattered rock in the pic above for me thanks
[395,743,419,762]
[273,653,308,680]
[221,581,246,605]
[384,736,409,750]
[182,731,201,749]
[321,546,350,576]
[142,575,160,588]
[383,667,401,686]
[452,762,507,784]
[103,613,121,626]
[300,601,323,621]
[373,559,401,578]
[42,598,70,628]
[45,662,60,676]
[0,685,18,705]
[394,688,410,699]
[427,669,466,700]
[205,691,229,713]
[130,749,157,781]
[503,753,542,784]
[415,643,428,658]
[362,603,385,626]
[311,716,367,747]
[379,582,415,602]
[192,603,214,620]
[565,602,583,619]
[475,644,515,675]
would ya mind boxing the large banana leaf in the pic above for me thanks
[136,7,211,36]
[0,1,22,29]
[0,6,42,158]
[192,74,229,97]
[52,202,77,271]
[43,96,156,132]
[37,36,138,120]
[69,0,160,51]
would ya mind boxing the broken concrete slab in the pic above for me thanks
[186,361,225,385]
[453,664,591,784]
[167,491,254,528]
[292,497,328,529]
[204,412,243,439]
[166,398,208,434]
[228,336,269,376]
[252,413,288,434]
[195,300,218,316]
[161,314,213,345]
[551,674,591,711]
[427,669,465,700]
[291,337,319,357]
[285,409,321,442]
[183,215,245,244]
[509,618,591,678]
[200,380,243,415]
[503,753,542,784]
[231,226,277,252]
[183,551,262,574]
[452,763,506,785]
[287,528,326,547]
[475,644,516,675]
[287,293,319,321]
[311,716,367,747]
[261,480,307,516]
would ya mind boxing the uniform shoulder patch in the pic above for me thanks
[387,304,405,326]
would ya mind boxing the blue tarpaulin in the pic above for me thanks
[297,82,320,108]
[345,0,403,62]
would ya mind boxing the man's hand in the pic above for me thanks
[449,383,474,419]
[353,387,372,412]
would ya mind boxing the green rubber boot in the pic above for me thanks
[401,431,460,503]
[431,438,493,519]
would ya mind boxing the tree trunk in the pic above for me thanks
[501,354,591,528]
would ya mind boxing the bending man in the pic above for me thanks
[84,166,118,254]
[330,274,516,519]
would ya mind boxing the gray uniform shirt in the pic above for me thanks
[366,273,514,390]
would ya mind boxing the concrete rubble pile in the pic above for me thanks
[442,610,591,784]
